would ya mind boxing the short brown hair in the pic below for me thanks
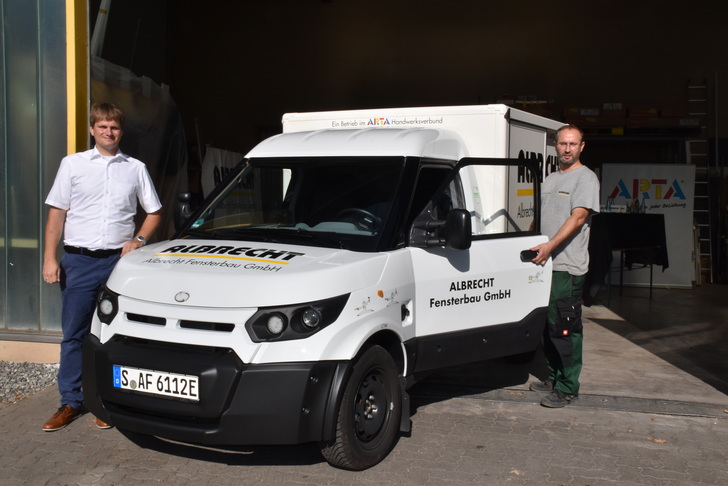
[90,102,125,129]
[556,124,584,142]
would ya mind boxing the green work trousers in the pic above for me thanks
[543,271,585,396]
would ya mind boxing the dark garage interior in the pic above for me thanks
[89,0,728,282]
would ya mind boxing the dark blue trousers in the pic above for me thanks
[58,252,120,408]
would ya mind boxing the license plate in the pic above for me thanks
[113,365,199,401]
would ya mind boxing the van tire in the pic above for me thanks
[320,345,401,470]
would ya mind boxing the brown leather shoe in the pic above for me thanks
[43,405,81,432]
[92,417,113,429]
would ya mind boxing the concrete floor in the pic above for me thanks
[586,281,728,396]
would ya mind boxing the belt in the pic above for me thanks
[64,245,122,258]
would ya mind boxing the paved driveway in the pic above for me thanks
[2,308,727,485]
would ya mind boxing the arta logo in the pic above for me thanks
[367,117,390,126]
[608,178,686,200]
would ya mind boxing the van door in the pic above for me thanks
[408,158,552,373]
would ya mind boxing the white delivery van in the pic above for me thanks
[83,105,562,470]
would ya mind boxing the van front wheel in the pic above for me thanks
[320,345,401,470]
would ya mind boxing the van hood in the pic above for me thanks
[106,239,388,308]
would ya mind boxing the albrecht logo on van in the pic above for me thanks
[367,118,390,126]
[159,244,304,262]
[608,178,686,200]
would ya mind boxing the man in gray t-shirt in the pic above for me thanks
[528,125,600,408]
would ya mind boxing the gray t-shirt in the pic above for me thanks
[541,165,600,276]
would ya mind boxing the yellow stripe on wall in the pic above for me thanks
[65,0,89,155]
[65,0,76,154]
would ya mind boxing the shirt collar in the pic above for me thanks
[90,146,128,163]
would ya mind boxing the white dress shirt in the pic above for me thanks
[45,147,162,250]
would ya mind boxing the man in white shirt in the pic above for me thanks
[41,103,163,431]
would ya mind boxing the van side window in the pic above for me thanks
[408,163,538,246]
[407,166,465,245]
[407,166,453,227]
[465,164,536,236]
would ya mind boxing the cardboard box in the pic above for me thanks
[563,107,601,117]
[660,108,689,118]
[679,118,700,126]
[626,117,698,129]
[564,115,625,128]
[602,108,627,117]
[628,107,659,117]
[625,117,652,128]
[495,96,516,106]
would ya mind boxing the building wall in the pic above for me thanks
[1,0,68,336]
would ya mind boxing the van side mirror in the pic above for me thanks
[444,209,472,250]
[175,192,193,230]
[411,208,472,250]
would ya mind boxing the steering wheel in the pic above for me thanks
[336,208,383,232]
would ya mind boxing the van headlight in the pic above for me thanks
[301,308,321,329]
[266,313,287,335]
[245,294,349,342]
[96,286,119,324]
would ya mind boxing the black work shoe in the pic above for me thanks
[529,379,554,393]
[540,389,577,408]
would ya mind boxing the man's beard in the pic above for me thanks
[558,153,579,167]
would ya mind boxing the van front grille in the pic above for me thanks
[126,313,166,326]
[124,313,235,333]
[180,320,235,332]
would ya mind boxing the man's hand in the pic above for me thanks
[530,241,555,266]
[121,238,145,256]
[42,259,61,284]
[121,210,162,257]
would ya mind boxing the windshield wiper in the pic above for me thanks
[182,226,349,249]
[282,227,347,249]
[179,228,220,240]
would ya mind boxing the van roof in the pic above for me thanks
[245,127,468,160]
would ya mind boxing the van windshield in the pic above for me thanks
[180,157,405,252]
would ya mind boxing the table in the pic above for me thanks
[585,213,669,305]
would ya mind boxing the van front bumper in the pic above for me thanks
[82,334,350,445]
